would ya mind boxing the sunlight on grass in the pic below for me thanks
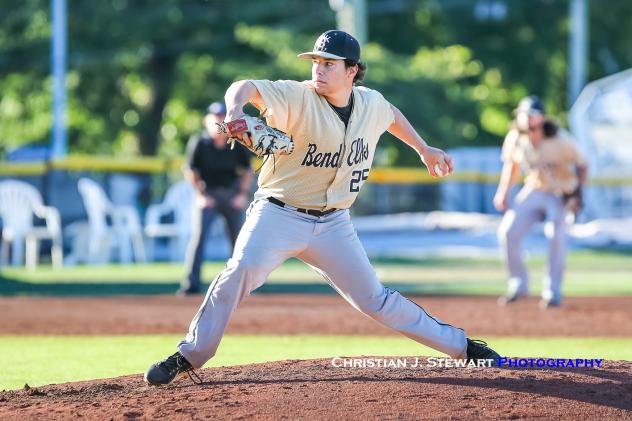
[1,335,629,390]
[1,249,630,296]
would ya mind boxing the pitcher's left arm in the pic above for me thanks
[387,104,453,177]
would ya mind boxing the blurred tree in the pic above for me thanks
[1,0,632,164]
[66,0,332,156]
[0,0,51,154]
[0,0,332,156]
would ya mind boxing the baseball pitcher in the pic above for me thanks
[145,30,500,385]
[494,96,588,308]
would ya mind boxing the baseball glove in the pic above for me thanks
[562,185,583,217]
[217,116,294,157]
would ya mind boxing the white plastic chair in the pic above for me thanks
[144,180,195,261]
[0,180,63,270]
[77,178,146,264]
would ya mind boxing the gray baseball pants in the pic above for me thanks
[178,198,468,368]
[181,187,245,292]
[497,187,566,302]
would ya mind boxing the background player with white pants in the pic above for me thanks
[145,30,500,385]
[494,96,588,308]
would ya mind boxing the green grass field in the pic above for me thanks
[1,250,629,391]
[1,250,631,296]
[1,335,630,391]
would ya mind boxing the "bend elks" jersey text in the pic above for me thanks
[301,138,369,168]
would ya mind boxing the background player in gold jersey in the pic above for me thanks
[494,96,588,308]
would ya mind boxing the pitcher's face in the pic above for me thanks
[311,57,356,95]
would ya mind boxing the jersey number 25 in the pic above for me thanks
[350,168,369,192]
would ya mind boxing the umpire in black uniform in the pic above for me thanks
[179,102,253,295]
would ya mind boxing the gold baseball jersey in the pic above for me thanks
[501,128,587,194]
[250,80,395,210]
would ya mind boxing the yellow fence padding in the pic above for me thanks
[0,156,629,186]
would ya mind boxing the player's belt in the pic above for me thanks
[267,197,337,217]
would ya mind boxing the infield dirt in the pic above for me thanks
[1,294,631,336]
[1,294,631,419]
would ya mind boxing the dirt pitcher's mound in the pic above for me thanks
[1,359,631,420]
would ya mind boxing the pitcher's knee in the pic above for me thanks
[227,255,264,273]
[354,287,396,323]
[225,256,268,293]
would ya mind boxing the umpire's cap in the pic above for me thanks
[515,95,545,115]
[298,30,361,62]
[207,102,227,116]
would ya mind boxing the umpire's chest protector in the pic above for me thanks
[252,80,395,210]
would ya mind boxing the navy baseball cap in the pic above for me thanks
[298,30,361,62]
[515,96,545,115]
[207,102,227,115]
